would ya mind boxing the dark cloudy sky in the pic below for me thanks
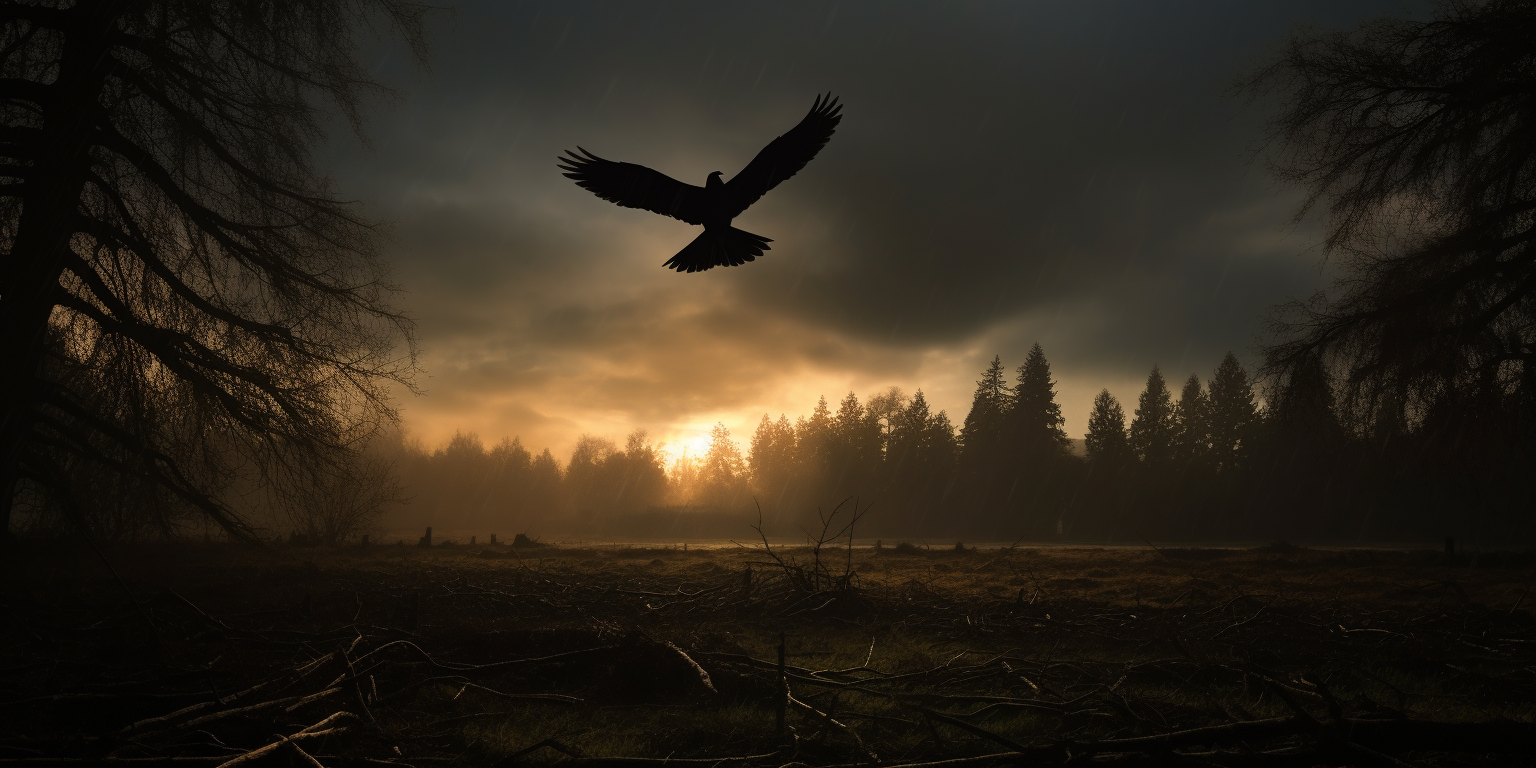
[328,0,1425,460]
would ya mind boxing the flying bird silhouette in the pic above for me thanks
[558,94,842,273]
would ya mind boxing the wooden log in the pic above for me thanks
[212,712,353,768]
[663,642,716,694]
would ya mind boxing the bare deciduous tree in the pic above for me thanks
[0,1,428,538]
[1251,0,1536,425]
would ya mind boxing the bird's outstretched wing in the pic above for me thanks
[721,93,842,219]
[558,148,709,225]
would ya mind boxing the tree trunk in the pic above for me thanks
[0,1,119,539]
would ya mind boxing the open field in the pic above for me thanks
[5,540,1536,767]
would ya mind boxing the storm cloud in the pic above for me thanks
[326,0,1427,459]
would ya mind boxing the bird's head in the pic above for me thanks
[706,170,724,188]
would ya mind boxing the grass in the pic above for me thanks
[4,539,1536,765]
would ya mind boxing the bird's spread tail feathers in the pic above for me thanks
[663,227,772,273]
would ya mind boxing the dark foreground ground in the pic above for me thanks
[4,540,1536,767]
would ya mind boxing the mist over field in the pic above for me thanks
[362,346,1519,546]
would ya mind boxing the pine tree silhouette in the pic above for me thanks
[1085,390,1131,464]
[1130,366,1176,466]
[960,356,1010,456]
[1259,353,1347,537]
[1267,354,1342,449]
[749,414,798,508]
[1010,344,1071,456]
[1173,374,1211,468]
[1208,353,1260,472]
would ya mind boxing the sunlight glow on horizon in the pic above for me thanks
[393,366,1175,465]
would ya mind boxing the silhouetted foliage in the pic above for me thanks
[959,357,1009,460]
[1249,0,1536,539]
[1010,344,1072,458]
[1208,353,1261,472]
[699,423,749,508]
[0,1,428,540]
[748,414,797,509]
[371,342,1521,543]
[1130,366,1176,467]
[1255,1,1536,417]
[883,390,958,531]
[830,392,881,501]
[1085,390,1130,465]
[1172,374,1212,468]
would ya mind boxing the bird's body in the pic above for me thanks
[559,94,842,272]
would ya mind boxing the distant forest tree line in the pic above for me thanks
[379,340,1532,543]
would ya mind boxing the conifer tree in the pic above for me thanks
[959,356,1010,455]
[701,423,747,506]
[1085,390,1131,464]
[1263,354,1346,484]
[1208,353,1260,471]
[1268,354,1342,447]
[749,414,778,489]
[953,356,1012,528]
[888,390,959,528]
[918,396,959,510]
[749,413,797,503]
[831,392,880,495]
[833,392,878,457]
[1260,354,1348,533]
[927,408,959,467]
[798,396,833,474]
[1010,344,1071,455]
[1130,366,1176,466]
[890,390,934,461]
[1173,374,1211,465]
[772,414,798,502]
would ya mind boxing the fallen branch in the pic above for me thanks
[212,712,353,768]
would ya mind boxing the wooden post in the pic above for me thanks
[776,632,787,738]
